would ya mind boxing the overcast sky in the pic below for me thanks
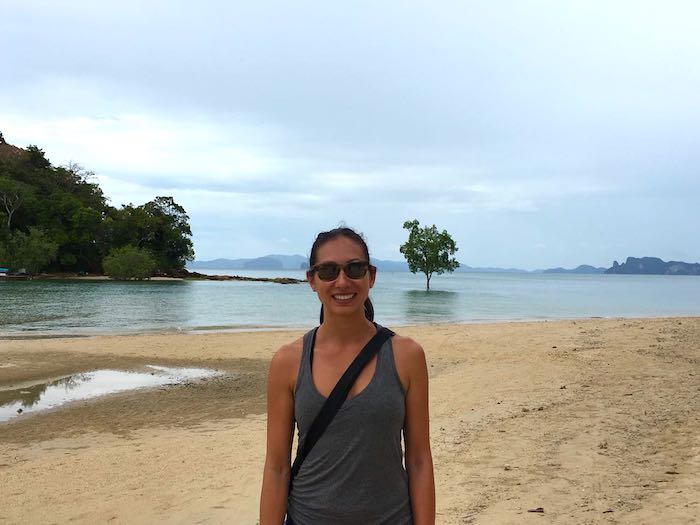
[2,1,698,269]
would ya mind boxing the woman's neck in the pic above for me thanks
[318,313,376,345]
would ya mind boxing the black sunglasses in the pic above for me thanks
[309,261,374,281]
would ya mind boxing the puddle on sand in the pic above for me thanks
[0,365,222,423]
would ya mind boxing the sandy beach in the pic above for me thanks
[1,317,698,524]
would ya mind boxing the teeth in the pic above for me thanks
[333,293,354,300]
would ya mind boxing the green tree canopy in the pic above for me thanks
[0,137,195,275]
[0,176,34,231]
[103,245,156,280]
[106,196,194,274]
[399,219,460,290]
[1,227,58,274]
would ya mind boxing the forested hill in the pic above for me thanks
[0,134,194,276]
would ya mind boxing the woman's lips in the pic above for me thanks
[332,293,356,301]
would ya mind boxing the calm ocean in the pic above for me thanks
[1,270,699,337]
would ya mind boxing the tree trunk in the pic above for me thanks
[1,193,19,230]
[426,273,431,291]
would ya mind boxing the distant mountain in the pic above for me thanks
[374,260,531,273]
[188,258,250,270]
[456,264,528,273]
[267,254,309,270]
[190,255,534,273]
[543,265,607,274]
[372,259,409,272]
[606,257,700,275]
[193,254,646,275]
[373,259,530,273]
[243,256,283,270]
[189,254,307,270]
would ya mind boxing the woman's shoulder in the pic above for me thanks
[389,332,425,356]
[387,332,427,392]
[389,332,427,371]
[267,336,306,392]
[271,336,304,369]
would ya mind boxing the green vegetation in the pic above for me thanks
[0,134,194,276]
[0,226,58,274]
[103,245,157,280]
[400,219,460,290]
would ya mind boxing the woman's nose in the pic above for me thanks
[335,267,352,284]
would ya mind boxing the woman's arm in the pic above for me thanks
[260,343,298,525]
[398,337,436,525]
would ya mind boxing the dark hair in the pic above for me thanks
[308,227,375,324]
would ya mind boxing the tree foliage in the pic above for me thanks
[106,197,194,275]
[400,219,459,290]
[1,227,58,274]
[103,245,157,280]
[0,135,195,275]
[0,176,33,230]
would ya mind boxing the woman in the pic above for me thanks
[260,227,435,524]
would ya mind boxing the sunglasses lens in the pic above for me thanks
[345,262,368,279]
[316,265,340,281]
[313,262,371,281]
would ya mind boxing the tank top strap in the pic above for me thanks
[372,324,390,365]
[295,327,318,396]
[375,328,405,395]
[377,334,391,369]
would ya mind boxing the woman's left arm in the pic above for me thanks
[398,337,436,525]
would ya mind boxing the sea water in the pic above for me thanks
[0,365,222,422]
[1,271,699,337]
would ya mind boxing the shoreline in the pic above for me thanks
[29,271,305,285]
[2,313,700,340]
[2,317,698,524]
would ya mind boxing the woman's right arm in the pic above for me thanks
[260,344,297,525]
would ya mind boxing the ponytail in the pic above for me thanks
[364,298,374,321]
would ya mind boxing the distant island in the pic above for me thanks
[188,255,410,272]
[188,256,530,273]
[542,265,607,274]
[190,255,700,276]
[188,255,307,271]
[606,257,700,276]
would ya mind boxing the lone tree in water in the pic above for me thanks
[400,219,459,291]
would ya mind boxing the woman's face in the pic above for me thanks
[308,236,375,319]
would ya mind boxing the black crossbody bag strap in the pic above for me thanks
[288,325,395,492]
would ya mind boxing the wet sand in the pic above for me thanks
[1,318,698,524]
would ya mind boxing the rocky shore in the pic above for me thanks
[182,270,304,284]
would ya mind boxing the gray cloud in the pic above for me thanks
[1,0,699,268]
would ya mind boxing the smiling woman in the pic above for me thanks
[307,229,375,324]
[260,227,435,525]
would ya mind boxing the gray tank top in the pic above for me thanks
[287,327,413,525]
